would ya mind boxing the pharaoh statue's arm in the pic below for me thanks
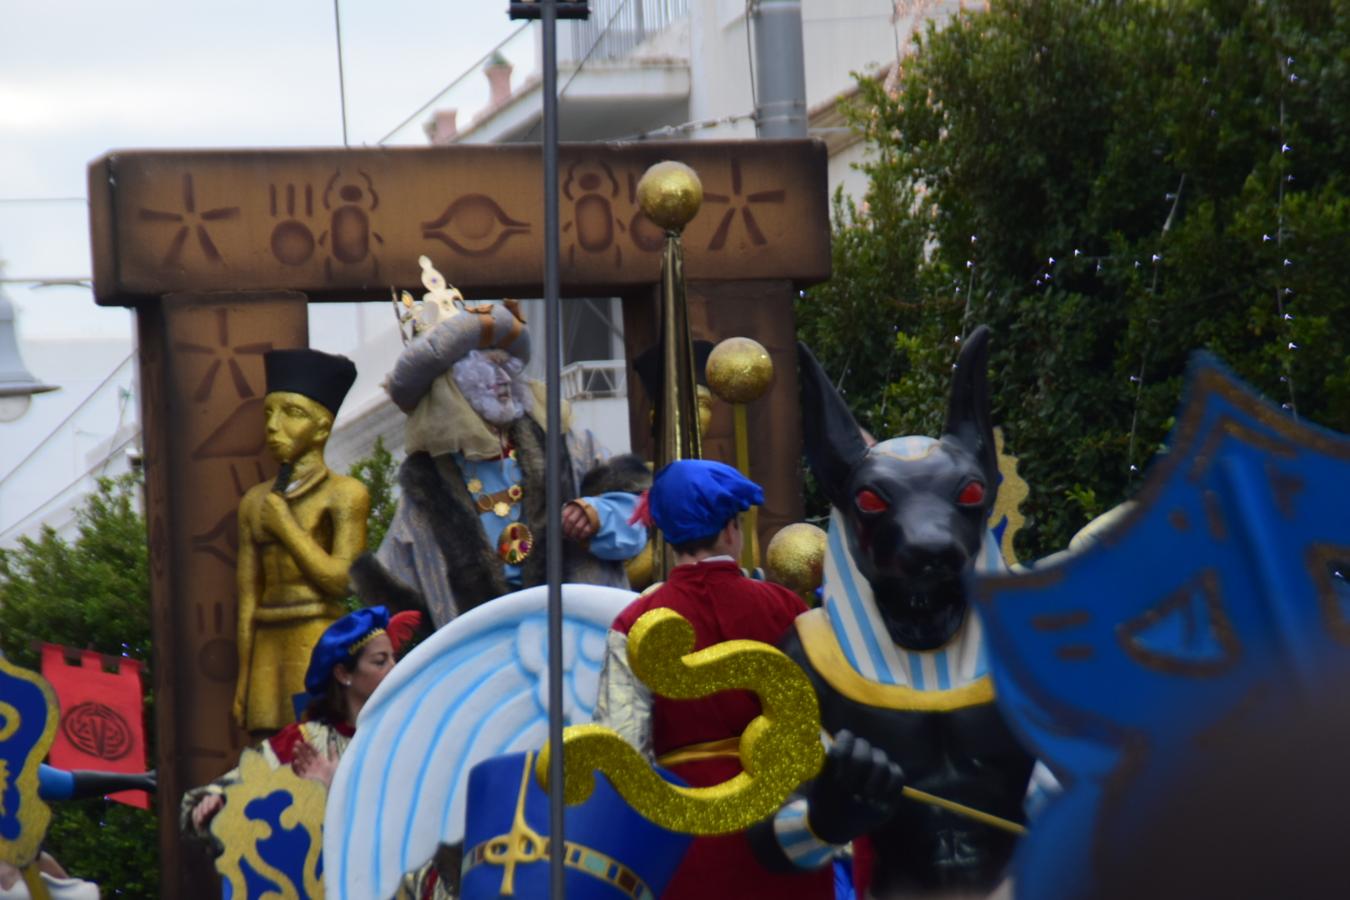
[234,491,261,726]
[258,481,371,597]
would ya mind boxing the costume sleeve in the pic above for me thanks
[573,492,649,561]
[38,764,75,801]
[592,629,653,759]
[771,797,838,870]
[179,725,306,842]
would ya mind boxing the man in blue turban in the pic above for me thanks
[593,459,833,900]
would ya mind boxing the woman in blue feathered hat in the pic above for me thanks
[182,605,419,842]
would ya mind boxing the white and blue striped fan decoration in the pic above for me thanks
[323,584,635,900]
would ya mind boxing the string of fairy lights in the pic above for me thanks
[947,40,1306,480]
[1272,52,1300,420]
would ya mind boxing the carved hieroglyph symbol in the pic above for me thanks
[562,161,626,267]
[269,182,319,266]
[137,173,241,267]
[422,194,532,258]
[703,159,786,251]
[316,169,385,281]
[176,309,270,460]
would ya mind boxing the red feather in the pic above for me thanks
[627,489,653,528]
[387,610,424,653]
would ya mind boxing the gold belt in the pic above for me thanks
[253,603,345,624]
[461,837,656,900]
[655,736,742,768]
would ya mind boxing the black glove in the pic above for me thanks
[69,769,157,800]
[805,730,905,845]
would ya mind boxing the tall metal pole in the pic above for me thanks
[752,0,808,139]
[541,0,567,896]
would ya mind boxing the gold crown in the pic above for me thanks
[392,255,467,344]
[392,256,526,345]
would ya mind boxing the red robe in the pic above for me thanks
[611,560,834,900]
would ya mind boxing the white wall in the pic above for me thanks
[0,338,139,546]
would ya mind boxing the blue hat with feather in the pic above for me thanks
[304,606,390,697]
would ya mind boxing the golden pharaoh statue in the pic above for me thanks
[234,349,369,734]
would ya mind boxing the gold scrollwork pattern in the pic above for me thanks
[211,749,327,899]
[537,608,824,836]
[0,656,58,871]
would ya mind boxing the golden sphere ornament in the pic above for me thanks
[765,523,828,598]
[637,161,703,232]
[707,337,774,404]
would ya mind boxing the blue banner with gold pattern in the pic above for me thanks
[0,656,59,868]
[974,354,1350,899]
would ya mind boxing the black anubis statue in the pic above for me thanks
[751,326,1035,897]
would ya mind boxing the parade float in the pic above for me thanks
[2,4,1346,897]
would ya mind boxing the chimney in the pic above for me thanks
[485,52,514,107]
[425,109,458,145]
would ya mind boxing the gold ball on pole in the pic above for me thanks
[707,337,774,404]
[765,523,828,598]
[637,161,704,232]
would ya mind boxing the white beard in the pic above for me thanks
[451,350,533,426]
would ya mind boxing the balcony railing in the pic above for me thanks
[561,359,628,401]
[570,0,689,63]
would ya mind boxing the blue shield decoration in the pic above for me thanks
[0,657,58,868]
[974,354,1350,899]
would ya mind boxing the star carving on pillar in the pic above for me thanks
[702,159,787,251]
[173,308,271,404]
[138,173,241,267]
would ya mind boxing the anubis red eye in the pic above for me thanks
[855,489,888,513]
[957,481,986,506]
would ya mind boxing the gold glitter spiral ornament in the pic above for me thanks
[706,337,774,405]
[765,523,828,599]
[636,162,704,233]
[536,608,823,835]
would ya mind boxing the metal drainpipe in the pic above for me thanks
[752,0,808,139]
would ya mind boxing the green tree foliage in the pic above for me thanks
[348,436,399,553]
[798,0,1350,557]
[0,475,157,895]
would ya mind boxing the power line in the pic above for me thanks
[0,351,135,488]
[0,432,139,545]
[376,23,531,145]
[614,112,757,142]
[0,278,92,287]
[522,0,637,141]
[334,0,350,146]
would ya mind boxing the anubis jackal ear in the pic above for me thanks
[798,341,869,510]
[943,325,998,496]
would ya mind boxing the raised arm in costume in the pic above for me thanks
[350,259,647,628]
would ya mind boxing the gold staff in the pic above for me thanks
[706,336,774,570]
[637,161,705,578]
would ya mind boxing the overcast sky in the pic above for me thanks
[1,0,519,338]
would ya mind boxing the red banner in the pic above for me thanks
[40,644,149,809]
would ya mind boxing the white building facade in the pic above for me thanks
[2,0,978,545]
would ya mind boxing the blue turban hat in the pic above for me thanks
[648,459,763,545]
[304,606,390,697]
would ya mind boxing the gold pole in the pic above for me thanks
[707,337,775,571]
[638,162,705,580]
[732,402,759,569]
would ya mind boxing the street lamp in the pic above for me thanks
[0,285,57,422]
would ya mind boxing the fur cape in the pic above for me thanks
[350,417,649,627]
